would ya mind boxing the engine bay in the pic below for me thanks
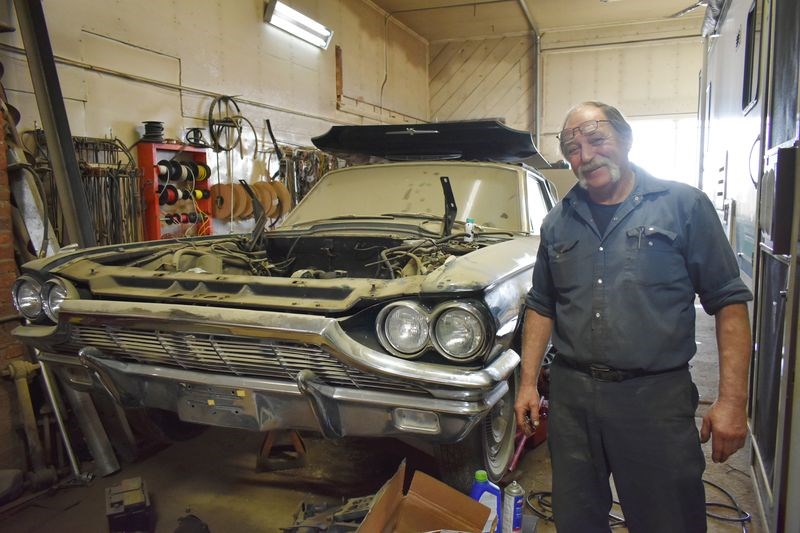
[124,233,508,280]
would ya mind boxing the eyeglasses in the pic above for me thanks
[558,120,611,142]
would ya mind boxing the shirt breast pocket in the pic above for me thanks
[626,226,686,286]
[548,240,584,291]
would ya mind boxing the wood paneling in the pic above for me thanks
[429,35,535,131]
[539,38,702,162]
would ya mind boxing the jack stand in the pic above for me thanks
[255,430,306,472]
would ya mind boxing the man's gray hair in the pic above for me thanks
[559,101,633,157]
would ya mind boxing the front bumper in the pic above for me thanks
[19,300,519,441]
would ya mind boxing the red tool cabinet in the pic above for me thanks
[137,142,212,241]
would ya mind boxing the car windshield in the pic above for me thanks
[283,162,524,231]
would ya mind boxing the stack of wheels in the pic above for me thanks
[210,181,293,220]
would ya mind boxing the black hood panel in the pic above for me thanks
[312,120,548,164]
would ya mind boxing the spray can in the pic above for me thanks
[470,470,502,533]
[502,480,525,533]
[464,218,475,242]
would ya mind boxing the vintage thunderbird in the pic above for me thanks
[11,121,556,489]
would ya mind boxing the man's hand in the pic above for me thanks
[516,309,554,437]
[700,398,747,462]
[515,382,541,437]
[703,302,751,463]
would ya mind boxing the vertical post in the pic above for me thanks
[12,0,96,248]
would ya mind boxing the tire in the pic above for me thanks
[435,373,517,493]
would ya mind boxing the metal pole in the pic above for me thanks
[517,0,542,149]
[37,359,85,481]
[12,0,96,248]
[60,385,120,477]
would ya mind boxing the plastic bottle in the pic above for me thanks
[464,218,475,242]
[469,470,502,533]
[502,480,524,533]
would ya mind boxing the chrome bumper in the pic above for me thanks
[41,351,511,442]
[21,300,520,441]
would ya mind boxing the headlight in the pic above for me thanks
[42,278,73,321]
[432,302,487,361]
[377,302,429,357]
[12,276,44,320]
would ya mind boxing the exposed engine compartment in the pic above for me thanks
[126,233,506,280]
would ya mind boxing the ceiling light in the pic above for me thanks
[264,1,333,49]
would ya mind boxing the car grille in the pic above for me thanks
[60,325,427,395]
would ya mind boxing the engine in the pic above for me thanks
[129,234,504,280]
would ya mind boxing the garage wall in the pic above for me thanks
[426,18,702,167]
[429,35,535,131]
[0,0,429,148]
[538,18,703,164]
[0,0,429,471]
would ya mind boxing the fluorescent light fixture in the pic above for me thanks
[264,1,333,49]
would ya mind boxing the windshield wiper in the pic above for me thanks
[289,214,396,227]
[379,212,464,224]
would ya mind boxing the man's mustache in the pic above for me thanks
[576,155,621,189]
[579,157,611,175]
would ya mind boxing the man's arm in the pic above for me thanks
[514,308,554,436]
[700,302,752,462]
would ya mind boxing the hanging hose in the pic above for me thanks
[207,95,242,152]
[266,119,283,160]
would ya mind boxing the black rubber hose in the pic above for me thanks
[266,119,283,160]
[207,95,242,152]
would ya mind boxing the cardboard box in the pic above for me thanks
[358,461,493,533]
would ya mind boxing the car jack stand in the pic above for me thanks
[256,430,307,472]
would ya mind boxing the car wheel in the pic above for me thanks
[434,374,517,493]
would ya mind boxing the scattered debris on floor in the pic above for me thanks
[174,513,212,533]
[281,496,373,532]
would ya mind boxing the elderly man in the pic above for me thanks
[514,101,752,532]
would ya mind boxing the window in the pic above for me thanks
[526,176,550,234]
[628,117,700,187]
[742,1,761,113]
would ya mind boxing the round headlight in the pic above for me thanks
[43,279,70,321]
[432,303,487,360]
[12,276,44,320]
[377,302,429,357]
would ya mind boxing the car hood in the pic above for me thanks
[312,119,549,166]
[22,232,539,315]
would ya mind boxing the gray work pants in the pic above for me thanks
[547,362,706,533]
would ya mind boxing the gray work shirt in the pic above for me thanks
[525,165,752,371]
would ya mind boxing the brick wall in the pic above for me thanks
[0,110,26,470]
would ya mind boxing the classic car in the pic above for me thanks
[11,120,556,490]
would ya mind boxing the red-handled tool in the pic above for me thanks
[508,398,549,472]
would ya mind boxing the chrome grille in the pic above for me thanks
[61,325,426,394]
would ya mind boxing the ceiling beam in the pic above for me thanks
[386,0,511,15]
[517,0,539,34]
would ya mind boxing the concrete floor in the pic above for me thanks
[1,304,763,532]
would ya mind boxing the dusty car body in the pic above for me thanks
[11,121,555,489]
